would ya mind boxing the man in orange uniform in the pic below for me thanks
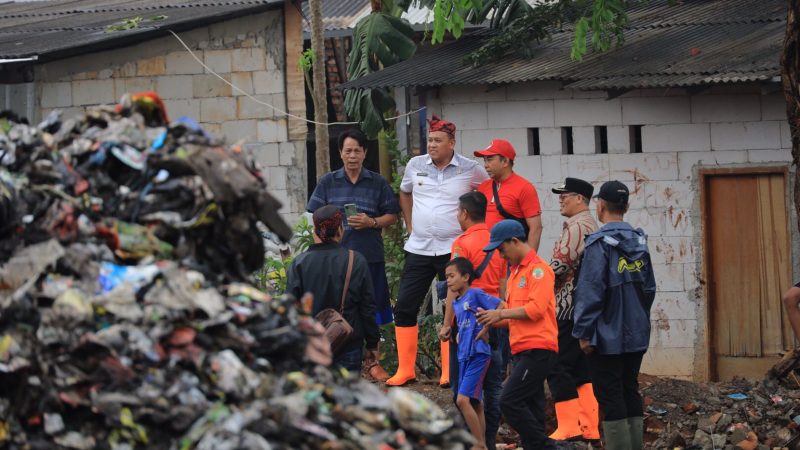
[477,220,559,450]
[438,192,507,449]
[474,139,543,250]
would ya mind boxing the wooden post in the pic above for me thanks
[309,0,330,180]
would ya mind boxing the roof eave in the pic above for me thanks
[14,1,283,64]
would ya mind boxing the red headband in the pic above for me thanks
[314,210,343,243]
[428,114,456,137]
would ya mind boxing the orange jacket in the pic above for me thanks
[506,249,558,355]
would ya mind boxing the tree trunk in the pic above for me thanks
[309,0,330,180]
[782,0,800,233]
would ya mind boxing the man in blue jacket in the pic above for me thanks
[572,181,656,450]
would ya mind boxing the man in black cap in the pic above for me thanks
[546,178,600,442]
[571,180,656,450]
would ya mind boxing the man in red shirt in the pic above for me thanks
[475,139,543,250]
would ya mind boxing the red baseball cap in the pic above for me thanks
[474,139,516,160]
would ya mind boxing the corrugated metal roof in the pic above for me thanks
[0,0,284,61]
[340,0,785,91]
[300,0,436,33]
[301,0,369,32]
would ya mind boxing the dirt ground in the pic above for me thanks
[371,369,800,450]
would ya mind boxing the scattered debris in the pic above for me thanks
[642,365,800,450]
[0,98,475,449]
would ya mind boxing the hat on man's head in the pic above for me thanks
[484,220,527,252]
[474,139,516,160]
[427,114,456,137]
[552,177,594,199]
[312,205,343,242]
[595,180,630,204]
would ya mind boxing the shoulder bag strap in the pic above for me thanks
[474,250,495,278]
[492,181,530,234]
[339,250,354,313]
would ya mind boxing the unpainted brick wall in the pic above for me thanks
[17,9,307,224]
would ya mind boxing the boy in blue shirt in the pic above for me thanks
[445,257,501,450]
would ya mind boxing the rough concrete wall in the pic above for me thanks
[427,81,795,380]
[13,9,306,224]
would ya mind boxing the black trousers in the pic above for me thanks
[547,320,592,402]
[500,349,558,450]
[587,351,645,421]
[394,252,450,327]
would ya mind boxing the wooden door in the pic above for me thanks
[704,171,794,381]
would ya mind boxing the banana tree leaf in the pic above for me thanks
[345,12,416,137]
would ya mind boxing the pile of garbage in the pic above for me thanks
[0,96,474,449]
[642,357,800,450]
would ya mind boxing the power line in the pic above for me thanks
[168,30,424,127]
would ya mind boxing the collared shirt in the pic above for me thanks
[307,167,400,263]
[506,249,558,355]
[550,210,598,321]
[451,223,507,298]
[400,153,487,256]
[476,172,541,228]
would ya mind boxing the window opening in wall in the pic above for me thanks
[630,125,643,153]
[561,126,573,155]
[595,126,608,154]
[527,128,540,155]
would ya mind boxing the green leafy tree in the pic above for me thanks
[344,6,416,138]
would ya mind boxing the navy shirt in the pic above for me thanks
[307,168,400,263]
[453,288,501,362]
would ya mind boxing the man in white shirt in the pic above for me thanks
[387,114,488,386]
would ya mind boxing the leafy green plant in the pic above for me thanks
[344,13,416,138]
[297,49,316,98]
[255,216,315,295]
[105,15,167,33]
[292,215,315,254]
[417,314,444,378]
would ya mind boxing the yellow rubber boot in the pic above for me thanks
[548,398,583,441]
[386,325,418,386]
[577,383,601,440]
[439,340,450,387]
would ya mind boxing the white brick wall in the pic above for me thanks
[487,100,555,128]
[607,126,630,154]
[554,98,623,126]
[72,80,114,106]
[642,123,711,152]
[761,93,786,121]
[571,126,597,154]
[436,81,788,380]
[622,97,691,125]
[442,102,487,130]
[676,150,748,181]
[157,75,193,100]
[609,153,679,181]
[691,94,761,123]
[40,82,72,108]
[710,121,781,150]
[539,127,563,155]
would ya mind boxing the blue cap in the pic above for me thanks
[484,220,526,251]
